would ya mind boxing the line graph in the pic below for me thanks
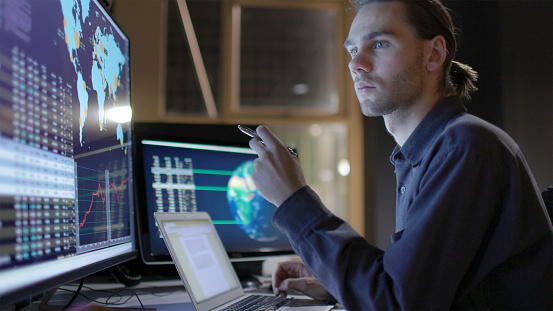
[79,177,129,229]
[75,149,133,252]
[77,165,109,245]
[111,178,129,202]
[109,174,131,239]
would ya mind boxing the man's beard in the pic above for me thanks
[357,53,425,117]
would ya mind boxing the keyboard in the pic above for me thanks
[221,294,293,311]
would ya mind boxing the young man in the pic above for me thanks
[248,0,552,309]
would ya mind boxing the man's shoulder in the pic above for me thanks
[439,113,520,155]
[423,113,524,172]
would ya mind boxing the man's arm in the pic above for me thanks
[250,125,549,309]
[273,145,546,310]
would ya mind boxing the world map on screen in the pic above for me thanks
[60,0,127,147]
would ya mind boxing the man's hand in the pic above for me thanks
[249,125,307,207]
[272,261,329,301]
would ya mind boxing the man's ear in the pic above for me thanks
[426,35,447,72]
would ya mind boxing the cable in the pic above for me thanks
[109,264,143,287]
[38,279,85,311]
[58,284,157,310]
[107,289,146,310]
[61,278,84,311]
[57,286,125,305]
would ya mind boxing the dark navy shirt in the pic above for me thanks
[273,97,553,310]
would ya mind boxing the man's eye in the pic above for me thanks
[373,41,388,49]
[348,47,358,57]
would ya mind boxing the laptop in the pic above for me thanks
[154,212,334,311]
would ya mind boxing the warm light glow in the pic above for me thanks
[319,169,334,182]
[107,106,132,123]
[309,124,323,137]
[337,159,350,176]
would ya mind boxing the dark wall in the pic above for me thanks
[366,0,553,247]
[447,0,503,127]
[498,1,553,191]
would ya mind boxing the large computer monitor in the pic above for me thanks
[133,123,295,268]
[0,0,136,306]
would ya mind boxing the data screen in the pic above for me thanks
[0,0,134,272]
[140,140,293,257]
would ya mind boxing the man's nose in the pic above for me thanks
[348,53,372,76]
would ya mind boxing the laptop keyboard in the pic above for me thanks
[221,294,293,311]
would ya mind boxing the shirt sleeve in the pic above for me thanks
[273,186,397,310]
[273,144,549,310]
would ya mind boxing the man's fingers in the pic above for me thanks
[278,278,308,295]
[273,262,300,296]
[279,277,329,301]
[256,125,281,149]
[248,137,265,155]
[277,278,293,296]
[278,278,294,291]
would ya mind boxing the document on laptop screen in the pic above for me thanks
[163,221,241,302]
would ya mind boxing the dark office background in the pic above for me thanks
[110,0,552,248]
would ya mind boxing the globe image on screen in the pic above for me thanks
[227,160,280,242]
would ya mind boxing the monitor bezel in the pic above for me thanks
[0,250,137,306]
[132,122,296,265]
[0,0,138,306]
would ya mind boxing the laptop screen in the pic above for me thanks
[159,217,241,303]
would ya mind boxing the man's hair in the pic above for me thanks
[350,0,478,99]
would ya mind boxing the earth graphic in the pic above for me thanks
[227,160,280,241]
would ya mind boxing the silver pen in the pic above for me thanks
[238,125,298,157]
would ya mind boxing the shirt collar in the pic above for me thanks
[390,96,467,166]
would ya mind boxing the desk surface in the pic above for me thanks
[24,279,194,311]
[23,277,344,311]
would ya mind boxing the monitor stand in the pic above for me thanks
[36,281,156,311]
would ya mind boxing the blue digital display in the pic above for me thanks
[0,0,135,305]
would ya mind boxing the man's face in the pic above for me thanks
[344,2,426,117]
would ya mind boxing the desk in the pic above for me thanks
[22,277,343,311]
[23,279,195,311]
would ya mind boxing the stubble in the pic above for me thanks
[357,51,425,118]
